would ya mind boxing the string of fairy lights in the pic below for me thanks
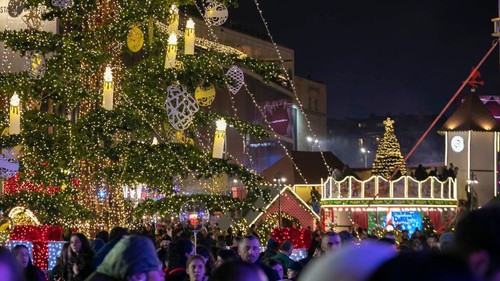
[190,1,309,183]
[115,3,294,214]
[225,77,258,170]
[0,0,347,237]
[242,82,309,184]
[188,1,253,172]
[118,93,206,192]
[250,0,332,173]
[1,11,12,73]
[176,5,259,171]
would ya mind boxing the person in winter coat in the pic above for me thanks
[84,235,164,281]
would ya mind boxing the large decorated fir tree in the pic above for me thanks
[0,0,280,229]
[371,117,407,179]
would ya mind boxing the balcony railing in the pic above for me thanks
[321,176,457,207]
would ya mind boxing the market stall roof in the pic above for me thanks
[440,92,500,132]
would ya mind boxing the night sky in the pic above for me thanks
[230,0,500,118]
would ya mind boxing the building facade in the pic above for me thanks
[293,76,327,152]
[194,17,327,172]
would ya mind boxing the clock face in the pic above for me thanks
[451,136,464,152]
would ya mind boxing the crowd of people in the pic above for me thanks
[0,205,499,281]
[413,163,458,181]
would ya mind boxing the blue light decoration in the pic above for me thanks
[47,241,65,270]
[97,186,107,201]
[290,248,307,261]
[7,241,33,256]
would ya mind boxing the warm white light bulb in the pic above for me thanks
[104,66,113,82]
[169,4,178,14]
[10,93,20,106]
[216,118,227,130]
[186,18,195,29]
[168,33,178,45]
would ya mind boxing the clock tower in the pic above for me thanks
[440,92,500,206]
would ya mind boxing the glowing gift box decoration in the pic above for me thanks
[8,225,64,270]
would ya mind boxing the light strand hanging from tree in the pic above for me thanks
[118,94,205,188]
[187,5,319,180]
[191,2,308,181]
[188,4,257,169]
[0,0,284,232]
[249,0,332,173]
[243,83,309,184]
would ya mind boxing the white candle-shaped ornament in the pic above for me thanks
[102,66,114,110]
[167,5,179,34]
[212,118,227,159]
[9,93,20,135]
[184,18,195,55]
[165,33,178,69]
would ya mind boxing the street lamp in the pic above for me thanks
[273,175,286,228]
[307,136,319,151]
[360,147,370,168]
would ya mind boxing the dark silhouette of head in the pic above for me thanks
[212,260,266,281]
[454,206,500,281]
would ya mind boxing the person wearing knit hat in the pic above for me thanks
[85,235,164,281]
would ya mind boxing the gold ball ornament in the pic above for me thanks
[194,84,216,107]
[175,60,184,70]
[176,130,185,142]
[127,26,144,53]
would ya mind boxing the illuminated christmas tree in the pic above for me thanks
[0,0,279,229]
[371,118,407,179]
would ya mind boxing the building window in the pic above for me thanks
[308,97,312,110]
[314,99,318,111]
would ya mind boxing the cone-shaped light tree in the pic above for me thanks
[371,118,407,179]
